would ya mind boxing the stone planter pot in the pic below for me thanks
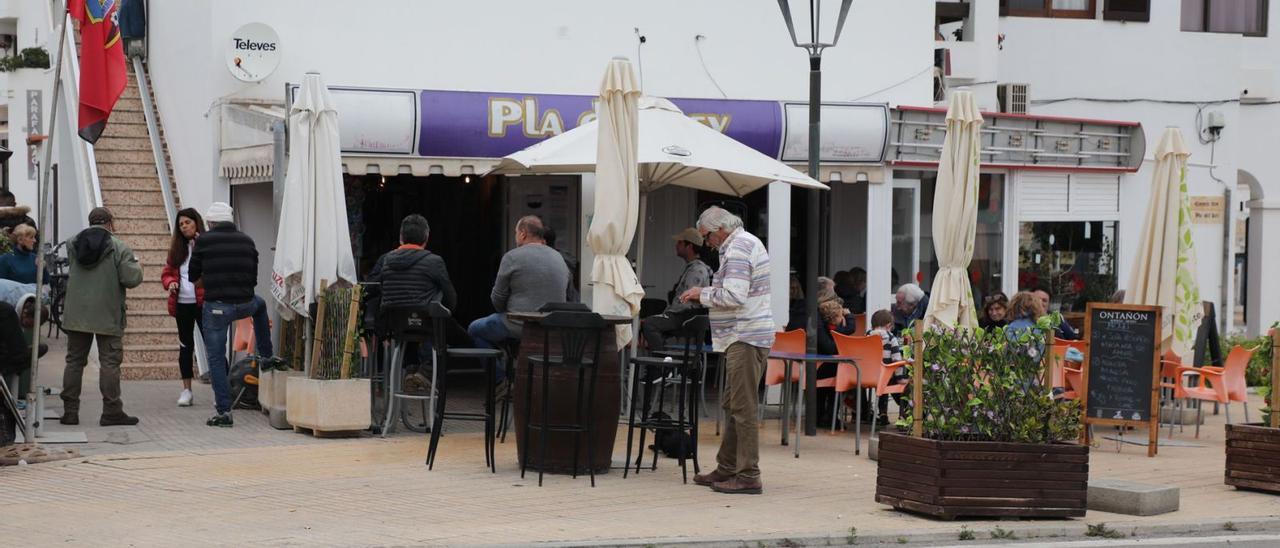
[260,370,304,429]
[1225,423,1280,494]
[875,432,1089,519]
[286,377,371,434]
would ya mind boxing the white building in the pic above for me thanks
[2,0,1276,377]
[980,0,1280,336]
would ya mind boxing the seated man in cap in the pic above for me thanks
[639,228,713,351]
[189,202,278,427]
[60,207,144,426]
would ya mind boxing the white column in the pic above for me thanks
[1246,199,1280,336]
[865,168,894,314]
[767,182,791,329]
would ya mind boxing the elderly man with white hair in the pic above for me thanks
[678,206,773,495]
[893,282,929,334]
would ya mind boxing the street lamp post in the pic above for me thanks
[778,0,852,436]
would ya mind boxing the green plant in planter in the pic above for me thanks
[897,313,1082,444]
[0,47,52,72]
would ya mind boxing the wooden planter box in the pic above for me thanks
[286,377,371,435]
[875,432,1089,519]
[1225,423,1280,494]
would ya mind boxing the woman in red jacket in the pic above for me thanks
[161,208,205,406]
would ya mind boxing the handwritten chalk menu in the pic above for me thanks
[1083,303,1162,457]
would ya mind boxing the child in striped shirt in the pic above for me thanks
[868,309,907,428]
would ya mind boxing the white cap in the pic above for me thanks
[206,202,234,224]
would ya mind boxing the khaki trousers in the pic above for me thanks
[715,342,768,481]
[61,331,125,416]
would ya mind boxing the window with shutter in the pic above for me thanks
[1103,0,1151,22]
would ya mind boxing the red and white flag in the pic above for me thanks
[70,0,127,144]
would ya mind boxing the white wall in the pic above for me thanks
[147,0,933,216]
[996,2,1280,333]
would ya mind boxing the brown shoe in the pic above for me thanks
[711,477,763,495]
[59,413,79,426]
[692,469,733,487]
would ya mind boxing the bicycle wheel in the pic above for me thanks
[400,396,432,433]
[49,287,66,338]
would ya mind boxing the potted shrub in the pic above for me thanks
[287,284,371,436]
[0,47,51,72]
[876,315,1088,519]
[1224,325,1280,494]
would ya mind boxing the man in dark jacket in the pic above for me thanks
[189,202,275,427]
[367,214,459,392]
[60,207,144,426]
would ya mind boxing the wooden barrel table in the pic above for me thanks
[507,312,629,474]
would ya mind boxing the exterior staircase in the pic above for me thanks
[93,59,184,380]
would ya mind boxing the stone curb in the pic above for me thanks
[511,515,1280,547]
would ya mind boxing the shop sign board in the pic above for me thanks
[418,90,784,160]
[1190,195,1225,224]
[780,102,891,163]
[27,90,42,180]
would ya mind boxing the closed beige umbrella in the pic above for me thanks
[1125,127,1202,358]
[588,57,644,347]
[924,90,983,329]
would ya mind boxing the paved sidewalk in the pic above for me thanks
[3,337,1280,546]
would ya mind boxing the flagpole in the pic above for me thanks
[26,5,71,438]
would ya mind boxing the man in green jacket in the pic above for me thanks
[60,207,144,426]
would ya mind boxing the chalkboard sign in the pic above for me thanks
[1082,303,1162,457]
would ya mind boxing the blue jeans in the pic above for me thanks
[467,313,515,381]
[202,296,274,414]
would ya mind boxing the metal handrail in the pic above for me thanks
[132,56,177,230]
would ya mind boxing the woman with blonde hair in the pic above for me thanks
[0,224,42,284]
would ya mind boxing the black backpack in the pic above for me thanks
[228,356,260,410]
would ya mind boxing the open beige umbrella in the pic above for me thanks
[1125,127,1202,358]
[923,90,983,329]
[588,57,644,347]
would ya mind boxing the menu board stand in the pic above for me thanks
[1081,303,1162,458]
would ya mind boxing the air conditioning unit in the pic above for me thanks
[998,83,1029,114]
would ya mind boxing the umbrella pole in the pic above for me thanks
[625,192,648,418]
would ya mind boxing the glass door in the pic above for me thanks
[891,179,920,292]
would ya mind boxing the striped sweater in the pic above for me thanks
[700,228,775,351]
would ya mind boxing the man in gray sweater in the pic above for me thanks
[468,215,569,380]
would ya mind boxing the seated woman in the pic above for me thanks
[979,292,1009,330]
[0,224,42,284]
[814,298,855,425]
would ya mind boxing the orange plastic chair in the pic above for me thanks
[829,332,909,431]
[760,329,806,422]
[850,314,867,337]
[764,329,806,386]
[1060,364,1083,401]
[232,317,274,354]
[1179,345,1254,437]
[1051,338,1087,392]
[1158,350,1187,437]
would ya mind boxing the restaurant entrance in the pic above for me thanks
[349,174,581,325]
